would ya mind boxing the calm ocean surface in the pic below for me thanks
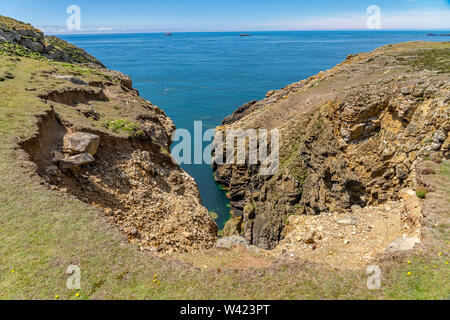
[60,31,448,229]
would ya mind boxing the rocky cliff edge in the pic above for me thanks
[214,41,450,255]
[0,16,217,253]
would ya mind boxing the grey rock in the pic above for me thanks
[16,29,43,41]
[431,142,442,151]
[20,38,44,53]
[30,41,44,52]
[46,50,64,60]
[45,165,59,176]
[385,236,420,252]
[401,86,413,95]
[337,219,355,225]
[54,75,88,85]
[63,132,100,156]
[0,29,13,42]
[216,236,250,250]
[59,153,94,169]
[396,164,409,180]
[433,129,447,143]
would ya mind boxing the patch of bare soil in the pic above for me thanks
[270,188,423,270]
[39,87,107,106]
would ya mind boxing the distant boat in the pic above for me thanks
[165,33,172,36]
[239,33,252,37]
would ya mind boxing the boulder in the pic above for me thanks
[63,132,100,156]
[0,29,13,42]
[216,236,250,250]
[385,236,420,252]
[349,123,366,140]
[59,153,95,169]
[20,38,44,53]
[433,129,447,144]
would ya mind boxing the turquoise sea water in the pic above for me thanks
[60,31,448,229]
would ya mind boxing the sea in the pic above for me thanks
[59,31,449,229]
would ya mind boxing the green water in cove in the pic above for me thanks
[60,31,448,229]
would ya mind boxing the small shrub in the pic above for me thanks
[106,119,147,139]
[209,212,218,220]
[134,130,145,138]
[107,119,139,133]
[416,188,428,199]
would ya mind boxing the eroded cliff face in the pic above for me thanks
[214,42,450,250]
[1,16,217,253]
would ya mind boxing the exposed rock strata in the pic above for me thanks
[214,42,450,250]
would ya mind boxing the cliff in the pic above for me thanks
[1,16,449,299]
[214,41,450,251]
[0,16,217,253]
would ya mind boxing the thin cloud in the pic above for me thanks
[264,9,450,30]
[38,7,450,33]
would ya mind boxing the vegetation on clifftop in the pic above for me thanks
[45,36,105,67]
[397,47,450,73]
[0,15,41,32]
[0,40,46,60]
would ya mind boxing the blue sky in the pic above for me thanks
[1,0,449,33]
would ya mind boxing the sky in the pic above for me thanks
[0,0,449,33]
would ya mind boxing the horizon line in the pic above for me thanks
[50,29,450,36]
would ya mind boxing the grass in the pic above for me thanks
[437,161,450,201]
[0,42,449,299]
[105,119,145,139]
[0,40,47,60]
[416,188,428,199]
[45,36,104,67]
[380,253,449,299]
[0,15,41,32]
[438,161,450,178]
[396,47,450,73]
[106,119,140,133]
